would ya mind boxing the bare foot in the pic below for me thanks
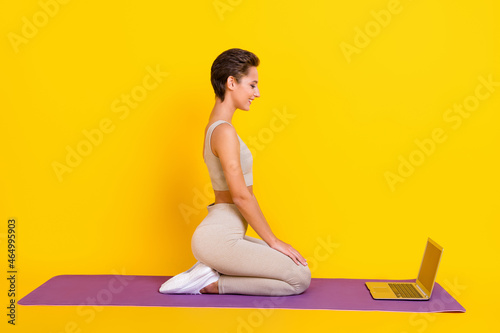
[200,280,219,294]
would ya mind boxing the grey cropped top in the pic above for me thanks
[204,120,253,191]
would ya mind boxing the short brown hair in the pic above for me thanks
[211,48,260,102]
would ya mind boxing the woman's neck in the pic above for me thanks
[210,98,236,123]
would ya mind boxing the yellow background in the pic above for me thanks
[1,0,499,332]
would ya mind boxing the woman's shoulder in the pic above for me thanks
[206,120,234,137]
[211,121,236,138]
[207,122,239,158]
[207,119,232,129]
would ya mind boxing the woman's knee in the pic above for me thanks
[296,265,312,294]
[286,264,311,295]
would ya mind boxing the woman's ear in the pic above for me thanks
[226,75,236,91]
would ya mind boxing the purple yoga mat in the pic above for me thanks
[18,275,465,312]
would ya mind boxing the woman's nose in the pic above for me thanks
[254,87,260,97]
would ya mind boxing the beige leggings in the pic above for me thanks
[191,203,311,296]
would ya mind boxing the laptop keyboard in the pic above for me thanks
[388,283,424,298]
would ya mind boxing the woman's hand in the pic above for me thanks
[269,239,308,266]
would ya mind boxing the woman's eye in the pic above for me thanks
[251,85,256,88]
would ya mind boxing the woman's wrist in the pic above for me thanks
[266,236,279,248]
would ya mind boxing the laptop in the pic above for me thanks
[365,238,443,300]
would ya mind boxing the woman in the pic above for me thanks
[159,48,311,296]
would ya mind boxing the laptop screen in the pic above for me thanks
[417,239,443,295]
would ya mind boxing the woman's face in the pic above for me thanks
[230,66,260,111]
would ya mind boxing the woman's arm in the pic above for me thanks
[212,124,307,266]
